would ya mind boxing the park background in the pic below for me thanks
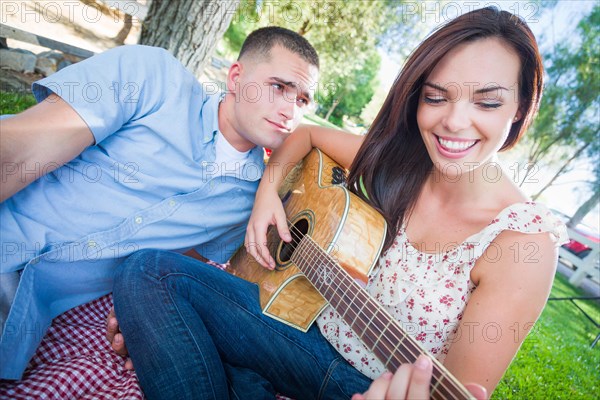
[0,1,598,398]
[2,0,598,230]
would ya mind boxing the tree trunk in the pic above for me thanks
[325,99,340,121]
[568,188,600,227]
[140,0,240,77]
[114,14,133,44]
[531,141,591,200]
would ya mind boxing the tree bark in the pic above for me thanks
[115,14,133,44]
[568,188,600,227]
[140,0,240,77]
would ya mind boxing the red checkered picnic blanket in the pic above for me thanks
[0,260,293,400]
[0,294,143,399]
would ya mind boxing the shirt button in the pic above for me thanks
[88,240,97,247]
[135,216,143,224]
[201,161,208,167]
[169,200,177,207]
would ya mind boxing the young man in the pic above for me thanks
[0,26,319,380]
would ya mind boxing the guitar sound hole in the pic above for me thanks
[278,218,310,264]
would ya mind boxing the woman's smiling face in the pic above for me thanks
[416,37,522,178]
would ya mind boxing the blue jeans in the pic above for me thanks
[113,250,371,400]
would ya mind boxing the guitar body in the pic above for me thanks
[228,149,386,332]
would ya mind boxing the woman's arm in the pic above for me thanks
[442,230,557,395]
[245,123,364,268]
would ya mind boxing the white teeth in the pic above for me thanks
[437,137,477,152]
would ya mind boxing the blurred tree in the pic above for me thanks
[568,184,599,227]
[518,4,599,214]
[319,50,381,126]
[222,0,423,126]
[140,0,240,77]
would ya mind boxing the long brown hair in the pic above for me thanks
[347,7,544,252]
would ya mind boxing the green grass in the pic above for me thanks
[493,273,600,399]
[302,113,341,129]
[0,91,36,114]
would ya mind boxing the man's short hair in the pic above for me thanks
[238,26,319,69]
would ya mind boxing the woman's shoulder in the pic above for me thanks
[483,201,568,246]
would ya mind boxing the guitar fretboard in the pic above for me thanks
[291,235,472,400]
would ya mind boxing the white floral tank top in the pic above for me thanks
[316,202,568,379]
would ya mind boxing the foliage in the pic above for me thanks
[493,273,600,399]
[316,50,381,126]
[517,5,599,201]
[221,0,422,126]
[0,91,36,115]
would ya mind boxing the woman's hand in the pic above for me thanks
[352,356,487,400]
[245,186,291,270]
[352,356,433,400]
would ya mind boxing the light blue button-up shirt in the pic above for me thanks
[0,45,265,379]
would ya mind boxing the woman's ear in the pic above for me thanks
[226,62,243,94]
[513,109,523,123]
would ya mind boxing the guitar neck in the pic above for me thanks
[291,236,473,400]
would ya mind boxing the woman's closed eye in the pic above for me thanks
[477,101,502,109]
[423,96,445,104]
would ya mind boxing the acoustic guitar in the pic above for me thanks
[228,149,473,399]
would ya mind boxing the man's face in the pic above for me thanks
[224,45,319,152]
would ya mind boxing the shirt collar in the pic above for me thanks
[201,91,265,179]
[201,91,224,144]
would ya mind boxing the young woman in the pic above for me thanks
[113,7,567,400]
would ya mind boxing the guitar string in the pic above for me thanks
[283,221,419,365]
[284,224,462,399]
[281,221,465,398]
[284,226,464,400]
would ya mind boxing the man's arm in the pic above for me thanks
[245,124,364,268]
[0,94,94,202]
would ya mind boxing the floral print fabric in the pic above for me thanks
[316,202,568,379]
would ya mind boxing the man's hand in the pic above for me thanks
[106,306,133,370]
[245,186,291,270]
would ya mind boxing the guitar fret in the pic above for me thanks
[337,281,358,320]
[349,300,371,338]
[234,149,471,400]
[430,373,453,400]
[359,308,378,338]
[370,319,392,354]
[384,336,406,370]
[294,234,471,400]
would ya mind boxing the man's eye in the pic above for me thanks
[297,98,309,106]
[272,83,283,91]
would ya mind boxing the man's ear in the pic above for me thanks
[227,62,243,94]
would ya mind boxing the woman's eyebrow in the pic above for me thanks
[423,81,508,94]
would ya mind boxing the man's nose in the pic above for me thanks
[278,95,297,121]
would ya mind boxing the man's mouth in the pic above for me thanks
[267,119,290,132]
